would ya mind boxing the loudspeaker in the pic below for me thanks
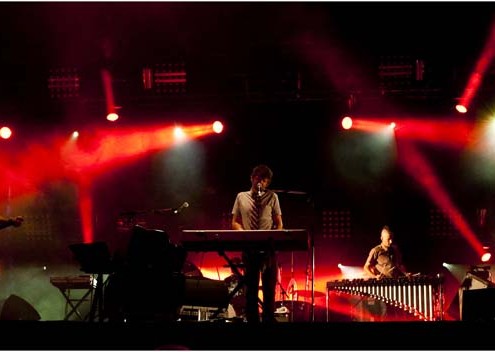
[461,288,495,321]
[0,294,41,320]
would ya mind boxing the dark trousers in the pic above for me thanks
[242,250,277,323]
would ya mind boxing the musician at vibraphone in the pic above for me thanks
[362,225,408,320]
[231,164,283,323]
[364,225,407,280]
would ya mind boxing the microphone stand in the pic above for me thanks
[285,252,297,322]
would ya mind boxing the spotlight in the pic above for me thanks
[173,126,186,142]
[455,104,467,114]
[341,116,353,130]
[106,113,119,122]
[212,121,224,134]
[481,246,492,263]
[0,126,12,139]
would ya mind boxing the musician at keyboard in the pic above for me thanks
[364,225,407,280]
[231,164,283,323]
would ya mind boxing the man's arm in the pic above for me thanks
[273,214,283,230]
[363,261,378,278]
[231,194,244,230]
[363,249,380,278]
[232,215,244,230]
[272,193,283,229]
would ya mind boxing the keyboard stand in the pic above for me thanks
[50,276,94,321]
[212,249,263,319]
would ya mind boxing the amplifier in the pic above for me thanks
[179,305,234,321]
[183,278,230,308]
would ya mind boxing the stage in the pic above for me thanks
[0,320,492,350]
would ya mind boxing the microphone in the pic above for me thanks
[257,183,262,197]
[173,201,189,214]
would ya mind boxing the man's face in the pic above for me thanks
[380,229,393,249]
[252,175,270,190]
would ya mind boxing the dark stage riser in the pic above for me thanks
[0,321,492,349]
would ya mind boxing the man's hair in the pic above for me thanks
[381,225,393,237]
[251,164,273,180]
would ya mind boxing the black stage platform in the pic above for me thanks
[0,320,494,350]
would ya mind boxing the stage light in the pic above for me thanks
[482,253,492,262]
[0,126,12,139]
[173,126,186,142]
[71,131,79,139]
[212,121,223,134]
[455,104,467,113]
[342,116,353,130]
[481,246,492,263]
[106,113,119,122]
[338,264,364,279]
[389,122,396,129]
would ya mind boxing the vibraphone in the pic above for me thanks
[326,274,444,321]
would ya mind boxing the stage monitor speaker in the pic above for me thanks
[0,294,41,321]
[462,272,495,290]
[461,288,495,321]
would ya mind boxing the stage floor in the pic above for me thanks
[0,320,493,350]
